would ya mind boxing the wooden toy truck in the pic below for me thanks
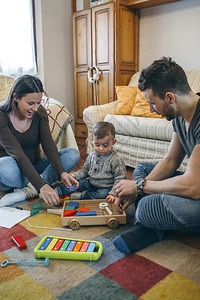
[61,199,126,230]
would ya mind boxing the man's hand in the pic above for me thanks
[60,172,79,188]
[40,184,60,206]
[114,195,137,212]
[106,195,116,203]
[114,179,137,197]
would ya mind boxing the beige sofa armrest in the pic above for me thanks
[83,101,118,153]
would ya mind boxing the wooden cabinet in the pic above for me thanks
[72,1,139,142]
[123,0,182,9]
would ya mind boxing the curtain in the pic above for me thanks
[0,0,37,77]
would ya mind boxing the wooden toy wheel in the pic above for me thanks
[107,218,119,229]
[69,219,80,230]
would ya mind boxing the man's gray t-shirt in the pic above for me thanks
[172,99,200,158]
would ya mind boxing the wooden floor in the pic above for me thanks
[73,144,133,180]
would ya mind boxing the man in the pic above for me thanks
[113,57,200,254]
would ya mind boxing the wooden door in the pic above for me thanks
[73,9,93,126]
[91,2,115,105]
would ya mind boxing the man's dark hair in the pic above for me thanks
[138,57,191,99]
[93,121,115,139]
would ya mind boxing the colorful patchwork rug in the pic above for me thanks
[1,198,200,300]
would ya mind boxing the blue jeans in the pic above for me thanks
[133,163,200,238]
[77,178,110,200]
[0,148,80,192]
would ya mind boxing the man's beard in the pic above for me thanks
[164,104,177,121]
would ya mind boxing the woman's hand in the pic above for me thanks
[39,184,60,206]
[114,179,137,197]
[69,172,76,178]
[106,195,116,203]
[60,172,79,188]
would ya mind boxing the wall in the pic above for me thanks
[76,0,90,10]
[139,0,200,70]
[35,0,75,127]
[35,0,200,130]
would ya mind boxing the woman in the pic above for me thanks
[0,75,79,206]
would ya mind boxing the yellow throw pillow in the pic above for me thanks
[131,89,164,118]
[115,86,138,115]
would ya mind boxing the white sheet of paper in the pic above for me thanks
[0,207,30,229]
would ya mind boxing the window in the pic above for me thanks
[0,0,37,77]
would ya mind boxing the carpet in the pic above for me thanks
[1,197,200,300]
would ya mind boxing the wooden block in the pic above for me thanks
[47,209,63,215]
[63,209,78,217]
[32,203,42,210]
[79,207,89,212]
[65,205,76,210]
[68,185,77,192]
[11,235,27,250]
[30,208,40,216]
[76,211,96,216]
[105,206,113,215]
[68,201,79,209]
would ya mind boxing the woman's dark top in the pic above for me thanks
[0,105,65,191]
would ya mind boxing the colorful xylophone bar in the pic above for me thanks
[34,236,103,261]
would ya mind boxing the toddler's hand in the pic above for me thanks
[106,195,116,203]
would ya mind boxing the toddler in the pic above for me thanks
[55,121,126,201]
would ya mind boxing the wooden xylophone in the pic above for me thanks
[34,236,103,261]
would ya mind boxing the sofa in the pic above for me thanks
[0,74,78,151]
[83,70,200,172]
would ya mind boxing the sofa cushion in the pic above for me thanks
[131,89,164,118]
[115,86,137,115]
[41,97,73,145]
[104,114,173,141]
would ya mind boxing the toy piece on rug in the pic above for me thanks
[32,203,43,210]
[11,235,27,250]
[47,208,63,215]
[34,236,103,261]
[59,195,71,202]
[30,203,43,216]
[1,257,49,268]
